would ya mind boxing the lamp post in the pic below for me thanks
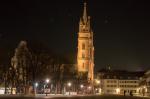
[88,86,91,94]
[96,79,100,94]
[67,82,71,95]
[46,79,50,83]
[96,80,100,84]
[88,86,91,89]
[35,82,38,95]
[80,84,84,94]
[45,78,50,96]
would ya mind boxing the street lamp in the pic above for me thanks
[88,86,91,89]
[45,78,50,96]
[35,82,38,94]
[35,82,38,87]
[88,86,92,94]
[46,79,50,83]
[96,79,100,94]
[96,80,100,84]
[67,82,72,95]
[68,82,71,87]
[80,84,84,88]
[80,84,84,94]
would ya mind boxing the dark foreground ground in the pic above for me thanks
[0,95,150,99]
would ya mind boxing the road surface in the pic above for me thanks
[0,95,149,99]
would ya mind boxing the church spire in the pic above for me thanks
[79,1,91,32]
[83,2,87,24]
[77,0,94,83]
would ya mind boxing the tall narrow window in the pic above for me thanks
[82,43,85,50]
[82,53,85,58]
[83,63,84,68]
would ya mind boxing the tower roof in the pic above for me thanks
[83,1,88,24]
[79,1,91,32]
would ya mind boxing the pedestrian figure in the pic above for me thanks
[143,91,145,96]
[142,89,145,96]
[124,90,126,96]
[130,91,133,96]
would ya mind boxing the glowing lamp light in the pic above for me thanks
[88,86,91,89]
[99,88,102,94]
[137,88,140,92]
[97,80,100,84]
[145,87,147,93]
[116,88,120,94]
[46,79,50,83]
[80,84,84,88]
[68,82,71,87]
[35,82,38,87]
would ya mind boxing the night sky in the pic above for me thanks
[0,0,150,71]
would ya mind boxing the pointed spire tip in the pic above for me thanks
[83,0,87,23]
[84,2,87,6]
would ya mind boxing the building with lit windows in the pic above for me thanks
[139,70,150,96]
[96,69,144,95]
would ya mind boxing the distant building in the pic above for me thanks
[139,70,150,96]
[96,69,144,95]
[77,2,94,83]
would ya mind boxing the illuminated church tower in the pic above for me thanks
[77,2,94,82]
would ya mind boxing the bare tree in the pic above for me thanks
[11,41,32,94]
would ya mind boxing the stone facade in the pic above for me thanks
[77,2,94,82]
[96,69,144,95]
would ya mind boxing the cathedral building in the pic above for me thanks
[77,2,94,82]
